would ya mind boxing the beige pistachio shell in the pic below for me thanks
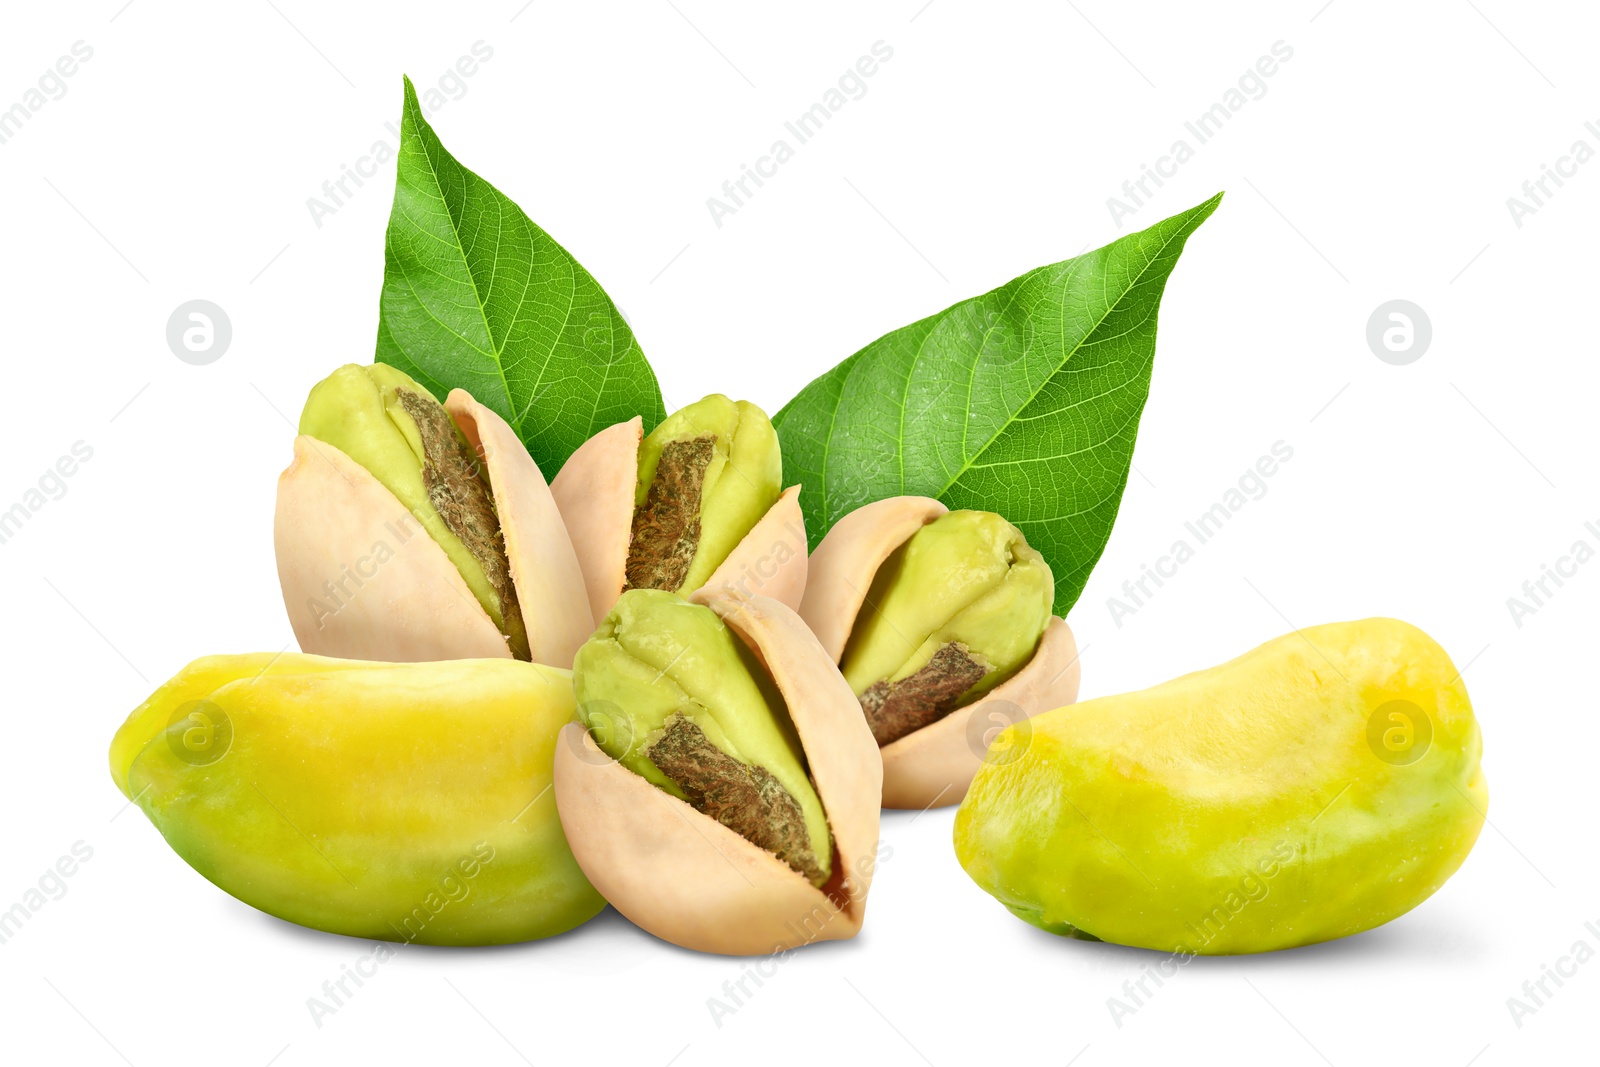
[552,590,881,955]
[549,419,808,619]
[274,436,512,662]
[879,615,1081,809]
[274,397,591,668]
[799,495,949,662]
[797,494,1082,810]
[549,417,641,627]
[702,485,809,608]
[444,391,594,667]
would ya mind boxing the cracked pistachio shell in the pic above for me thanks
[275,364,592,668]
[550,397,807,625]
[572,589,831,887]
[800,496,1081,810]
[839,508,1054,699]
[553,590,881,955]
[954,619,1488,954]
[109,654,605,945]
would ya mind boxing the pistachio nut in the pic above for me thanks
[550,395,807,625]
[800,496,1082,810]
[954,619,1487,953]
[109,653,605,945]
[573,588,832,886]
[275,364,592,668]
[555,588,881,955]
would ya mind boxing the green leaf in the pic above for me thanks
[774,194,1222,617]
[375,76,664,475]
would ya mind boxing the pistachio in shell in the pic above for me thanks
[549,395,808,625]
[275,364,592,668]
[799,496,1082,810]
[554,588,881,955]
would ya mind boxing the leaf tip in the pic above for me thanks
[1190,190,1225,222]
[400,75,424,127]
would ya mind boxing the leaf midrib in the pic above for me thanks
[932,222,1197,502]
[411,92,516,420]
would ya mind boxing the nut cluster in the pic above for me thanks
[106,361,1488,959]
[111,363,1079,954]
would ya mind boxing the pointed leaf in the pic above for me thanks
[774,195,1222,616]
[376,77,665,474]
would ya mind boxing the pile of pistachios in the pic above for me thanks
[109,361,1488,957]
[112,363,1068,954]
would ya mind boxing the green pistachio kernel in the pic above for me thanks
[625,394,781,597]
[954,619,1487,954]
[573,589,832,886]
[109,653,604,945]
[840,510,1053,746]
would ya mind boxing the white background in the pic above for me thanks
[1,1,1594,1064]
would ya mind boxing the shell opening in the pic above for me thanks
[625,434,714,593]
[395,388,529,660]
[860,642,990,746]
[647,712,827,886]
